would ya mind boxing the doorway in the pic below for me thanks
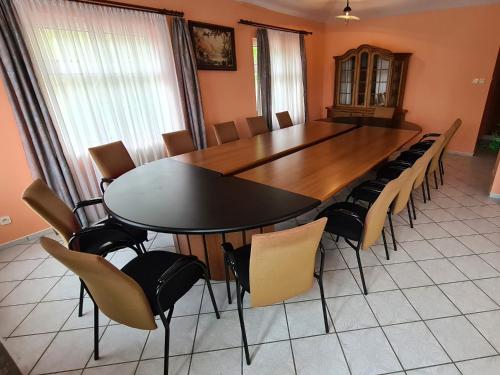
[476,49,500,154]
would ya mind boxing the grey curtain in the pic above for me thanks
[257,28,272,130]
[299,34,309,122]
[171,17,206,149]
[0,0,87,225]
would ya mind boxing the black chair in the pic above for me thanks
[22,179,148,317]
[316,171,409,294]
[222,218,328,365]
[41,237,220,375]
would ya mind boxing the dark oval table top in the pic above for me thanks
[103,158,320,234]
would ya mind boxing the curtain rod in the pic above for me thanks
[68,0,184,17]
[238,19,312,35]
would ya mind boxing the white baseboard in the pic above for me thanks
[489,192,500,199]
[0,228,55,250]
[448,151,474,157]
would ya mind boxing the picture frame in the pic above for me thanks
[188,21,237,71]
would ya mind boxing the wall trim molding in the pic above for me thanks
[0,228,54,250]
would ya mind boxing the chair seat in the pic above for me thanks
[228,244,251,293]
[350,181,386,204]
[121,251,203,315]
[71,224,147,256]
[377,163,409,180]
[316,202,367,242]
[410,140,433,151]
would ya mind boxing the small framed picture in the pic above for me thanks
[188,21,237,71]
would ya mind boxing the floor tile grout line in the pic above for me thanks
[406,245,500,357]
[27,285,88,375]
[341,243,407,373]
[282,302,298,375]
[187,280,208,375]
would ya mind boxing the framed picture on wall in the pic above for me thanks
[188,21,237,71]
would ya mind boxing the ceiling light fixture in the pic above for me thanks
[336,0,360,23]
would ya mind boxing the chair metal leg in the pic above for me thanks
[422,184,427,203]
[426,175,431,200]
[335,235,339,242]
[439,160,444,185]
[407,203,414,228]
[223,254,232,305]
[355,245,368,295]
[381,230,389,260]
[410,193,417,220]
[236,280,251,365]
[93,300,99,360]
[387,212,397,252]
[434,171,439,189]
[205,277,221,319]
[160,308,174,375]
[316,243,329,333]
[78,281,84,317]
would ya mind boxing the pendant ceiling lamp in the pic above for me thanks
[336,0,360,23]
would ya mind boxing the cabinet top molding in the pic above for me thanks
[334,44,412,61]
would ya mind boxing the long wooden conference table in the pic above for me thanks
[105,121,420,279]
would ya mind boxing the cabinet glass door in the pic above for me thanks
[357,52,369,106]
[339,56,355,105]
[370,55,390,106]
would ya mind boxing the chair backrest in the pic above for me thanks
[213,121,240,145]
[373,107,395,119]
[162,130,196,157]
[249,218,327,308]
[413,135,445,189]
[40,237,156,330]
[392,157,427,215]
[427,130,450,175]
[441,118,462,160]
[246,116,269,136]
[88,141,136,180]
[22,179,81,244]
[275,111,293,129]
[362,169,411,249]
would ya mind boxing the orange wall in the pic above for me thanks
[321,4,500,154]
[0,0,326,244]
[0,78,49,244]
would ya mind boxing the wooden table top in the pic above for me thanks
[237,126,420,202]
[173,121,355,175]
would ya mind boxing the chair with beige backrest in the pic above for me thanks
[22,179,147,317]
[221,218,327,365]
[316,170,411,295]
[162,130,197,157]
[40,237,219,375]
[373,106,395,119]
[88,141,136,192]
[377,131,447,201]
[246,116,269,136]
[409,119,462,184]
[213,121,240,145]
[275,111,293,129]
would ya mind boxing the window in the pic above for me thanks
[252,37,260,114]
[15,0,186,217]
[253,30,305,129]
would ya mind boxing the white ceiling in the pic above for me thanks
[239,0,500,23]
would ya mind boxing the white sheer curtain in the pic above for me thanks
[14,0,185,220]
[267,29,305,130]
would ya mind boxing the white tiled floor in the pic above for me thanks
[1,153,500,374]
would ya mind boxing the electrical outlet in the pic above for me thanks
[0,216,12,225]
